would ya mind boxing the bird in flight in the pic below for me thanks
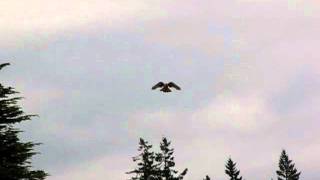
[152,82,181,93]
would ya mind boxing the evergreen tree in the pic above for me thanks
[203,175,211,180]
[276,150,301,180]
[127,138,159,180]
[156,137,188,180]
[0,63,48,179]
[225,158,242,180]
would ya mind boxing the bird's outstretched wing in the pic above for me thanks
[0,63,10,70]
[168,82,181,90]
[152,82,164,90]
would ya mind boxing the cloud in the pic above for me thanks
[49,154,132,180]
[192,94,277,132]
[144,1,320,66]
[0,0,166,49]
[128,92,277,138]
[19,87,64,112]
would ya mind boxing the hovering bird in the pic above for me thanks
[152,82,181,93]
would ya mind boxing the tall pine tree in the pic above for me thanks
[276,150,301,180]
[225,158,242,180]
[156,137,187,180]
[127,138,159,180]
[0,63,48,179]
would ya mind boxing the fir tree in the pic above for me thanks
[225,158,242,180]
[276,150,301,180]
[156,137,188,180]
[127,138,159,180]
[203,175,211,180]
[0,63,48,179]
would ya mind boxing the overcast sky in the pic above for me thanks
[0,1,320,179]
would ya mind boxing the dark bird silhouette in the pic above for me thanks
[152,82,181,93]
[0,63,10,70]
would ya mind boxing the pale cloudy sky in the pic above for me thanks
[1,1,320,179]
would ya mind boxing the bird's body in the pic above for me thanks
[152,82,181,93]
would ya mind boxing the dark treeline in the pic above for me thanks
[0,63,48,179]
[126,137,188,180]
[127,137,301,180]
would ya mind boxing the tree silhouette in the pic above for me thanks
[203,175,211,180]
[0,63,48,179]
[276,150,301,180]
[127,137,188,180]
[156,137,188,180]
[225,158,242,180]
[127,138,159,180]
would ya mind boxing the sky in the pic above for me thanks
[0,0,320,179]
